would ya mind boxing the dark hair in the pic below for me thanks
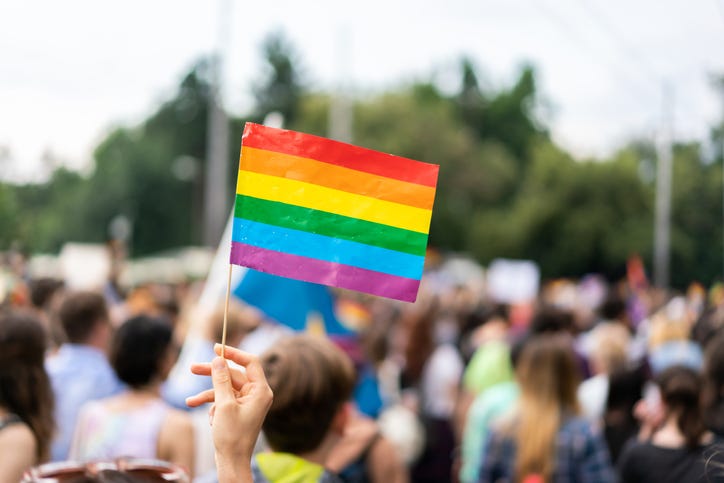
[401,308,436,384]
[599,292,627,322]
[464,304,509,331]
[658,365,706,449]
[29,278,64,310]
[110,316,173,388]
[604,365,646,462]
[58,292,108,343]
[702,332,724,435]
[530,305,574,335]
[0,310,55,461]
[261,335,355,454]
[510,334,530,369]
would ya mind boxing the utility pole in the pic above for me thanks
[203,0,231,247]
[654,83,674,289]
[328,28,353,144]
[712,76,724,281]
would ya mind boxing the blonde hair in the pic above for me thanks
[648,297,692,350]
[648,315,690,350]
[589,323,630,375]
[514,335,581,482]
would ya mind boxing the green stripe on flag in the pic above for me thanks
[235,194,429,257]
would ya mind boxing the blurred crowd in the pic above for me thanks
[3,246,724,483]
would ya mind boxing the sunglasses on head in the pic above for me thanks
[22,458,189,482]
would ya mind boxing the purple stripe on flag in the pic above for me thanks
[231,241,420,302]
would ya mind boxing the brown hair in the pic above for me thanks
[29,278,64,310]
[210,302,258,344]
[58,292,108,343]
[657,365,706,449]
[514,334,581,482]
[260,334,355,454]
[0,310,55,461]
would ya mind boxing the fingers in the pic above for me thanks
[214,344,268,384]
[210,357,235,405]
[190,362,211,376]
[214,344,251,364]
[186,389,215,408]
[191,362,249,390]
[208,403,216,426]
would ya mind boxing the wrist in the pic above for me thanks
[216,452,254,483]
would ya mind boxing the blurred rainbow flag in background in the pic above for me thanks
[230,123,439,303]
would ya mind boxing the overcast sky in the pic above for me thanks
[1,0,723,182]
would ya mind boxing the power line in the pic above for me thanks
[579,0,660,84]
[525,0,656,108]
[579,0,710,137]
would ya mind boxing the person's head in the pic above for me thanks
[29,278,65,312]
[657,365,706,449]
[260,334,355,455]
[58,291,109,345]
[530,305,575,335]
[465,304,509,332]
[208,302,259,348]
[599,292,627,323]
[514,334,581,481]
[703,331,724,434]
[29,278,67,350]
[588,323,630,376]
[462,304,509,354]
[0,310,55,461]
[110,316,175,389]
[516,333,581,412]
[648,314,690,350]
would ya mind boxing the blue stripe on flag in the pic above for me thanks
[231,217,424,280]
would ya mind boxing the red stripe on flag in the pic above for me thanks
[241,123,439,188]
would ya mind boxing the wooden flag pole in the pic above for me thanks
[221,264,232,358]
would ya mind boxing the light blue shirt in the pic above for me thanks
[46,344,124,461]
[162,336,216,410]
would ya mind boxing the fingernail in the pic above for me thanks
[212,357,225,370]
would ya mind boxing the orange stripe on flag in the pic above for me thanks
[240,146,436,210]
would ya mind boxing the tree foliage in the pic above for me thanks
[252,31,305,125]
[3,38,724,287]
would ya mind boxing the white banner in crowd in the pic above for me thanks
[486,258,540,303]
[59,243,111,290]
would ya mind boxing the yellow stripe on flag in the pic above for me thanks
[236,170,432,234]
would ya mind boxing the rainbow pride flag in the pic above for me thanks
[230,123,439,302]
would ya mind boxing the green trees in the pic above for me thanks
[251,31,305,125]
[3,37,724,287]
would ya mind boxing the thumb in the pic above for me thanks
[211,356,234,404]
